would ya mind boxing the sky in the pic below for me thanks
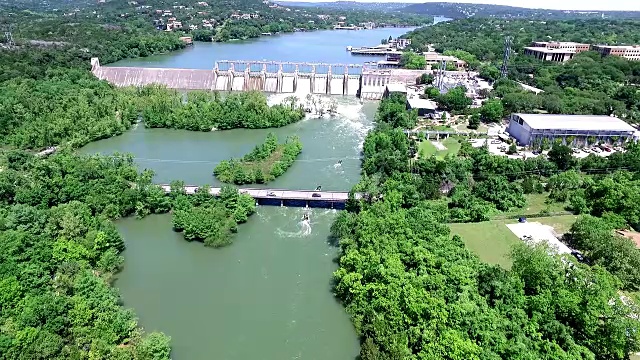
[277,0,640,11]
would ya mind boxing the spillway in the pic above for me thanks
[281,76,295,93]
[215,76,229,91]
[264,77,278,93]
[232,76,244,91]
[90,58,379,98]
[346,78,359,96]
[296,78,311,97]
[314,76,327,94]
[330,78,344,95]
[247,76,264,91]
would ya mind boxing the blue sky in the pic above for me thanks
[277,0,640,11]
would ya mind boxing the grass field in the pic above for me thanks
[500,193,567,218]
[418,138,461,159]
[449,215,579,268]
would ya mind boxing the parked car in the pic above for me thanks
[267,191,277,197]
[491,140,501,144]
[532,150,541,155]
[571,148,580,153]
[592,147,602,153]
[312,193,321,198]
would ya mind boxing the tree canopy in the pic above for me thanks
[334,87,640,360]
[214,133,303,184]
[404,18,640,121]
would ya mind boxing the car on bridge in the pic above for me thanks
[267,191,277,197]
[312,193,322,198]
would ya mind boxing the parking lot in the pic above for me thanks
[469,137,625,159]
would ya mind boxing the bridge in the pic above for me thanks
[159,184,359,209]
[90,58,427,100]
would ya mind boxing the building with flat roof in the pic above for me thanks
[423,52,466,70]
[407,98,437,117]
[382,83,407,98]
[523,47,576,62]
[530,41,590,53]
[507,113,636,146]
[592,45,640,61]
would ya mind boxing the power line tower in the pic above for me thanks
[437,60,447,91]
[2,25,14,47]
[500,36,512,78]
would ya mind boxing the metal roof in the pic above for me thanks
[524,47,576,54]
[407,98,437,110]
[515,114,635,132]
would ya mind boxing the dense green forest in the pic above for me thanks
[172,185,256,247]
[141,88,306,131]
[405,19,640,62]
[3,2,640,357]
[3,0,428,46]
[0,151,174,358]
[402,2,640,20]
[0,73,304,150]
[333,93,640,359]
[0,3,306,357]
[0,69,139,149]
[214,133,303,184]
[404,19,640,122]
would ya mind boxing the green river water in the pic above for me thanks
[78,26,437,359]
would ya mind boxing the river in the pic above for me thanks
[80,25,426,360]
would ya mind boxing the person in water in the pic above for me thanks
[302,213,310,221]
[337,160,342,165]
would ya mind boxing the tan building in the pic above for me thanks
[592,45,640,61]
[530,41,590,53]
[523,47,576,62]
[422,52,466,70]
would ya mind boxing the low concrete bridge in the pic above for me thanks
[159,184,359,209]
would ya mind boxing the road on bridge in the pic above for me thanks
[159,185,359,202]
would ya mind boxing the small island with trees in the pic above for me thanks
[213,133,303,184]
[142,89,306,131]
[172,185,256,248]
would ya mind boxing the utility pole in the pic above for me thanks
[500,36,512,78]
[437,60,447,91]
[2,25,14,47]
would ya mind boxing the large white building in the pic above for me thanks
[507,113,636,146]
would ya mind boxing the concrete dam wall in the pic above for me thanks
[91,58,372,97]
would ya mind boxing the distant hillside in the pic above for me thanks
[275,1,412,11]
[402,2,640,20]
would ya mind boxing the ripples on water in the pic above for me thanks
[268,93,373,156]
[255,205,338,239]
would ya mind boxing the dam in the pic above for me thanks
[90,58,421,99]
